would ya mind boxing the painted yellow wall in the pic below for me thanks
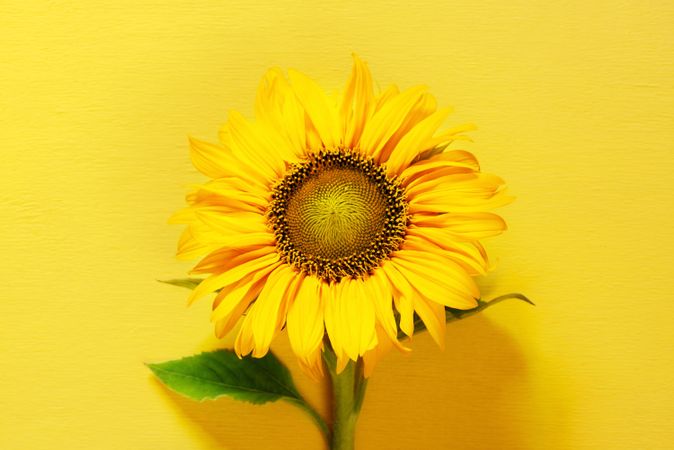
[2,1,674,449]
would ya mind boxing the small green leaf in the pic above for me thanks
[406,293,535,337]
[146,350,302,404]
[147,350,330,439]
[158,278,203,290]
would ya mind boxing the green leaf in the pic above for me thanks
[404,293,535,337]
[157,278,203,290]
[146,349,302,404]
[147,350,330,439]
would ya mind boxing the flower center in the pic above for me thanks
[268,149,407,282]
[287,167,386,259]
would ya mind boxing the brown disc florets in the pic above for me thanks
[267,148,408,282]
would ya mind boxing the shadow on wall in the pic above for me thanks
[149,312,570,449]
[360,314,571,450]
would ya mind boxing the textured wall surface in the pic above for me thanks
[2,1,674,449]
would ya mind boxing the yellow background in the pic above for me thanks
[2,1,674,449]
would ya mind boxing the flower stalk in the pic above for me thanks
[325,350,368,450]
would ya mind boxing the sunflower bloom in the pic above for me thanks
[172,55,512,378]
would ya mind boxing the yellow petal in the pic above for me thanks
[255,67,285,125]
[380,262,415,337]
[296,346,325,381]
[408,189,515,214]
[324,278,377,361]
[188,136,267,186]
[374,84,400,112]
[410,212,507,240]
[255,68,306,161]
[187,230,275,257]
[188,136,231,179]
[176,226,221,260]
[362,324,394,378]
[359,85,427,160]
[335,350,350,375]
[403,233,489,276]
[408,173,513,213]
[340,54,375,148]
[425,123,477,149]
[195,179,270,207]
[400,150,481,184]
[366,270,407,350]
[225,111,285,179]
[288,69,341,148]
[397,248,480,300]
[234,314,255,357]
[187,252,279,304]
[185,180,269,215]
[212,265,277,338]
[404,167,476,193]
[410,172,504,199]
[377,92,437,164]
[392,258,465,307]
[391,253,479,309]
[287,276,325,364]
[195,196,263,214]
[255,67,306,158]
[385,107,452,176]
[348,279,379,358]
[211,261,279,322]
[194,210,267,235]
[168,207,195,225]
[248,265,298,357]
[411,295,447,349]
[192,245,275,275]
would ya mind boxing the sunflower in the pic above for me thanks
[171,55,511,379]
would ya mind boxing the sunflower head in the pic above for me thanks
[172,55,512,378]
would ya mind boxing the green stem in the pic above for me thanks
[325,351,368,450]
